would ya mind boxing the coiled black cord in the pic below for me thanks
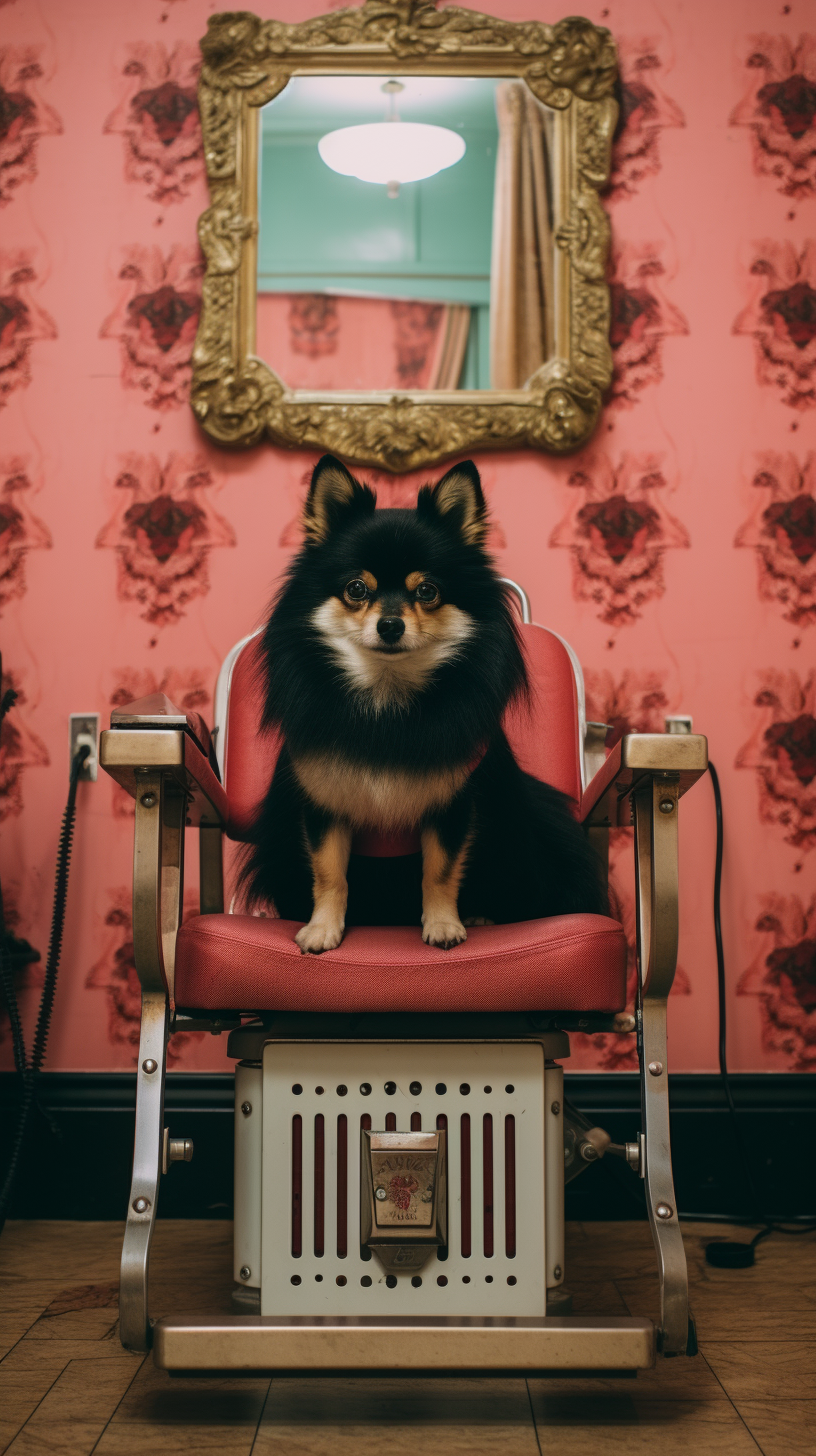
[705,762,816,1267]
[0,743,90,1230]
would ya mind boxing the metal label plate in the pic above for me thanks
[371,1150,437,1228]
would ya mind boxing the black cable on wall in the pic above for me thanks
[705,762,815,1266]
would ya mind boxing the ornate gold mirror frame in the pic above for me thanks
[193,3,618,472]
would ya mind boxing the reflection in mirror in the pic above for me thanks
[257,75,555,393]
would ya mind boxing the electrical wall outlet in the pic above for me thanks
[69,713,99,781]
[665,715,693,735]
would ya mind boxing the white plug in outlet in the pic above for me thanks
[69,713,99,781]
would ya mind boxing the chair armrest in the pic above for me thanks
[100,726,228,827]
[580,733,708,825]
[111,692,220,776]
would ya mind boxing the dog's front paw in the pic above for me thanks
[296,919,345,955]
[422,917,467,950]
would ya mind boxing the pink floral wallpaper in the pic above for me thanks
[0,0,814,1075]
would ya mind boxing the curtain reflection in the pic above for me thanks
[490,81,554,389]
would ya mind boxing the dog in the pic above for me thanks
[242,454,606,952]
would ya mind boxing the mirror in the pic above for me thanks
[257,74,554,393]
[193,4,618,471]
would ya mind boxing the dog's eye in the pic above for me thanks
[344,579,368,602]
[415,582,440,605]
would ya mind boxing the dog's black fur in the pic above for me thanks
[242,455,606,945]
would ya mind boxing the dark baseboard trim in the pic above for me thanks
[566,1071,816,1110]
[1,1071,814,1222]
[6,1069,814,1110]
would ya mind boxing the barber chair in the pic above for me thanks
[100,580,708,1374]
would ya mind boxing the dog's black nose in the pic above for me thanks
[377,615,405,642]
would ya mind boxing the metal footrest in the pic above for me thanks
[153,1314,655,1373]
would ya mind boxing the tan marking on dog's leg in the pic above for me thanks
[296,822,352,954]
[421,826,470,950]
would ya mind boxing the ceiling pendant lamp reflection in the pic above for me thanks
[318,79,465,198]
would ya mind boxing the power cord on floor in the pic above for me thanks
[0,741,90,1232]
[704,762,816,1267]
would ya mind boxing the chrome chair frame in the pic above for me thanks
[100,580,708,1364]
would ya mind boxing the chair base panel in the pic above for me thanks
[153,1314,655,1373]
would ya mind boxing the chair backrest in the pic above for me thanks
[214,581,587,843]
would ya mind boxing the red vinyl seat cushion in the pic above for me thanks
[174,912,627,1014]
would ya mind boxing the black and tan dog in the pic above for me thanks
[242,455,605,952]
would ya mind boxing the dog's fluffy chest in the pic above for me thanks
[290,751,470,830]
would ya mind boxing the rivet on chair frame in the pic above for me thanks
[655,1203,673,1220]
[239,1266,251,1281]
[659,798,674,814]
[550,1100,560,1114]
[241,1101,252,1115]
[142,1059,158,1074]
[132,1197,150,1214]
[648,1061,663,1076]
[140,792,157,808]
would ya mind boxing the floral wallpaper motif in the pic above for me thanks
[0,457,51,613]
[608,243,689,405]
[735,452,816,628]
[731,35,816,199]
[737,670,816,853]
[0,45,61,205]
[734,241,816,412]
[740,894,816,1070]
[288,294,339,358]
[0,671,48,823]
[607,37,684,199]
[0,250,56,407]
[584,667,671,745]
[95,452,235,626]
[86,888,205,1067]
[99,245,203,410]
[104,41,201,206]
[550,455,690,626]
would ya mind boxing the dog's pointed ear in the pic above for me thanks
[303,455,376,543]
[418,460,487,546]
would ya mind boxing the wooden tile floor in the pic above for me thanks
[1,1219,814,1455]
